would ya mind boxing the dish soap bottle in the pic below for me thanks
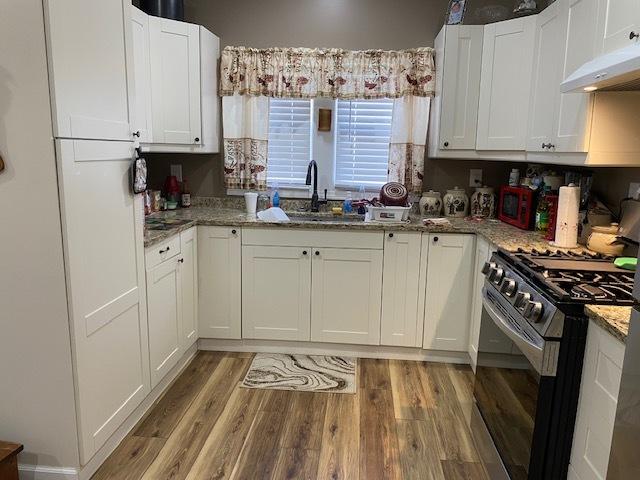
[343,192,353,213]
[272,183,280,208]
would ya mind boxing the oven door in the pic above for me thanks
[473,285,559,480]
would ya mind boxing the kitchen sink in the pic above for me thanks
[287,214,365,223]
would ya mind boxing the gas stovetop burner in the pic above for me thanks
[500,248,636,305]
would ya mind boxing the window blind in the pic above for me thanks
[335,98,394,189]
[267,98,312,186]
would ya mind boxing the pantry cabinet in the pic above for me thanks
[198,227,241,339]
[43,0,136,141]
[311,248,383,345]
[242,246,312,341]
[476,16,536,151]
[131,7,153,143]
[569,320,625,480]
[179,228,198,350]
[381,231,423,347]
[423,234,475,352]
[595,0,640,55]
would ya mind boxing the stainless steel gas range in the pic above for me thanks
[471,249,635,480]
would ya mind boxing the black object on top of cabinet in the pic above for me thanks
[140,0,184,21]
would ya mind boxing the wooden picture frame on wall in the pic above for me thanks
[446,0,467,25]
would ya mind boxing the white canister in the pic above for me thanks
[470,186,496,218]
[443,187,469,218]
[244,192,258,216]
[419,190,443,217]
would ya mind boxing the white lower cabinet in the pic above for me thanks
[569,321,625,480]
[198,227,241,339]
[381,231,423,347]
[423,233,475,351]
[242,245,311,341]
[469,237,491,370]
[146,242,182,389]
[311,248,383,345]
[179,228,198,350]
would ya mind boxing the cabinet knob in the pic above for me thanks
[178,258,184,263]
[133,130,141,138]
[443,141,449,148]
[159,246,170,254]
[549,144,555,149]
[630,31,639,40]
[303,250,308,255]
[194,137,200,143]
[433,236,439,242]
[231,229,237,235]
[315,251,320,256]
[388,232,394,238]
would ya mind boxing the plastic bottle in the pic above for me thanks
[535,186,550,232]
[272,183,280,208]
[343,192,353,213]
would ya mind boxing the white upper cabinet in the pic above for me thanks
[434,25,484,151]
[198,227,242,339]
[476,16,536,150]
[131,7,153,143]
[381,232,423,347]
[423,234,475,352]
[595,0,640,55]
[527,1,566,152]
[149,16,201,145]
[44,0,135,141]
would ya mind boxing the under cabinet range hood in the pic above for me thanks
[561,42,640,93]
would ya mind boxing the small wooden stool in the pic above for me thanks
[0,441,23,480]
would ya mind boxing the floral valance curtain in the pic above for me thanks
[219,46,435,99]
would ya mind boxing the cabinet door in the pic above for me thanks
[423,234,475,352]
[527,1,565,152]
[180,227,197,350]
[149,16,201,145]
[570,321,625,480]
[56,140,149,462]
[44,0,135,140]
[555,0,597,152]
[147,257,182,389]
[381,232,423,347]
[469,237,490,371]
[242,246,311,341]
[477,16,536,150]
[439,25,484,151]
[595,0,640,55]
[131,7,153,143]
[311,248,383,345]
[198,227,241,339]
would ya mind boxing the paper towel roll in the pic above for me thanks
[553,184,580,248]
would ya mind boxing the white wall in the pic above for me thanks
[0,0,80,470]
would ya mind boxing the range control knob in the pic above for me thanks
[490,268,504,284]
[500,278,517,297]
[514,291,531,309]
[524,301,544,322]
[481,262,496,275]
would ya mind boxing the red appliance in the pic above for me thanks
[498,185,536,230]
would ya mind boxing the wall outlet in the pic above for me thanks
[469,169,483,188]
[629,182,640,199]
[170,164,183,182]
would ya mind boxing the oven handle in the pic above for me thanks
[482,288,547,376]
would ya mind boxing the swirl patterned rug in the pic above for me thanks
[241,353,357,394]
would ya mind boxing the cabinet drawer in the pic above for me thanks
[242,228,384,249]
[145,234,181,269]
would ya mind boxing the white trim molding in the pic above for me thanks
[18,465,79,480]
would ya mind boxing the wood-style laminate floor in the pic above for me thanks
[91,351,489,480]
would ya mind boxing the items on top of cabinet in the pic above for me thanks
[419,190,443,217]
[443,187,469,217]
[470,186,496,218]
[140,0,184,21]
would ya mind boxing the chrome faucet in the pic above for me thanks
[305,160,327,212]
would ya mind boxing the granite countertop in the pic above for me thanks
[585,305,632,344]
[144,206,632,343]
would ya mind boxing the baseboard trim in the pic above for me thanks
[76,343,198,480]
[18,464,79,480]
[198,338,471,364]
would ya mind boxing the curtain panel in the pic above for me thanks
[219,46,435,100]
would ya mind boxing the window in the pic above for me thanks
[267,98,313,186]
[334,98,394,189]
